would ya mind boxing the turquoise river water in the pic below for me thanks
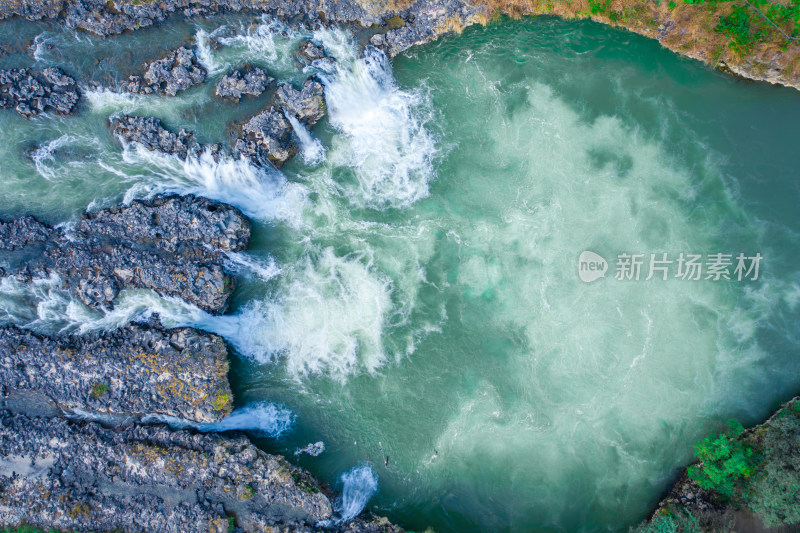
[0,13,799,533]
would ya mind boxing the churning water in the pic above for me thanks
[0,13,799,532]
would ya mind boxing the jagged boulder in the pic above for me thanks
[215,65,273,101]
[274,77,326,126]
[235,105,295,167]
[295,40,327,66]
[0,413,333,532]
[122,46,206,96]
[111,115,201,158]
[0,67,79,117]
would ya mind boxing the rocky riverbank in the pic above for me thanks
[636,397,800,532]
[0,0,797,90]
[0,323,232,423]
[0,194,250,313]
[0,195,402,532]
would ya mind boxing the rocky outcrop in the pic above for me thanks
[111,115,203,158]
[274,77,326,126]
[0,195,250,313]
[295,40,329,67]
[121,46,206,96]
[216,65,274,101]
[0,412,333,532]
[0,67,79,118]
[0,324,232,423]
[235,105,296,167]
[234,76,326,167]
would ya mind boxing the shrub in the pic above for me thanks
[90,382,109,398]
[687,419,758,500]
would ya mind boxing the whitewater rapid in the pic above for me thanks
[3,14,800,532]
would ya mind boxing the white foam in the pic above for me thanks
[84,87,202,121]
[214,15,306,71]
[118,144,309,226]
[219,248,393,380]
[31,33,52,63]
[141,402,295,437]
[201,401,295,436]
[30,135,101,182]
[312,31,437,210]
[336,465,378,522]
[224,252,282,283]
[195,27,227,76]
[287,114,326,166]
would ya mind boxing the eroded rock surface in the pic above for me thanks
[122,46,206,96]
[0,324,232,423]
[0,413,333,532]
[0,195,250,313]
[216,65,274,101]
[0,67,79,117]
[235,105,295,167]
[111,115,202,158]
[274,77,325,126]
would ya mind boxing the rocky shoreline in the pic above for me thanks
[0,195,402,532]
[0,0,797,90]
[636,397,800,532]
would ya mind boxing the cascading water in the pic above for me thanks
[0,12,799,533]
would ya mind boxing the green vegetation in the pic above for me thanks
[212,390,231,411]
[291,471,320,494]
[687,419,759,500]
[90,382,109,398]
[630,507,701,533]
[682,0,800,54]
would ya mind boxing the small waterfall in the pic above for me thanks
[312,30,438,210]
[287,114,326,166]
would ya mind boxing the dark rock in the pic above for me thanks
[0,67,79,117]
[215,65,273,101]
[0,216,52,251]
[111,115,201,159]
[122,46,206,97]
[0,413,333,532]
[295,39,326,66]
[0,324,232,422]
[0,195,250,313]
[273,77,326,126]
[235,105,295,168]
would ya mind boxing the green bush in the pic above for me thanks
[687,419,758,500]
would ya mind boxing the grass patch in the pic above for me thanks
[90,382,109,398]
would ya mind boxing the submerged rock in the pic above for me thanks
[215,65,274,101]
[0,324,232,422]
[274,77,326,126]
[122,46,206,96]
[0,67,79,117]
[0,413,333,532]
[0,195,250,313]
